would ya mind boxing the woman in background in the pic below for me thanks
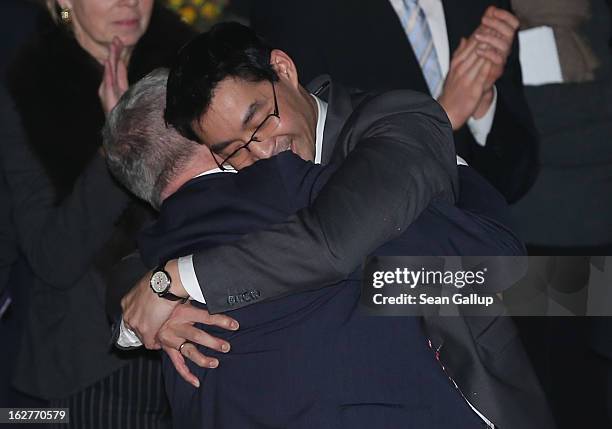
[2,0,194,426]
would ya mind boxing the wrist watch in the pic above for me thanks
[150,262,188,302]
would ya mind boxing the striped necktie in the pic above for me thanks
[401,0,443,97]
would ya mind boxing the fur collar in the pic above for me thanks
[7,4,194,201]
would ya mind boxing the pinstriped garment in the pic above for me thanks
[399,0,444,97]
[49,355,170,429]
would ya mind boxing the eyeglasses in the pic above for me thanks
[212,82,280,171]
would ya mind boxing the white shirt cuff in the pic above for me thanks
[117,318,143,348]
[178,255,206,303]
[467,86,497,147]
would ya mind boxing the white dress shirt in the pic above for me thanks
[388,0,497,147]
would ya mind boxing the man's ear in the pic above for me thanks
[270,49,300,89]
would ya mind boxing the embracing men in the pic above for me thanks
[104,23,554,429]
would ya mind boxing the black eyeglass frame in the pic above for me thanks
[211,81,280,171]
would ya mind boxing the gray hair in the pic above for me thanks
[103,68,199,209]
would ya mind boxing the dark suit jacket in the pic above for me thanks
[0,174,18,303]
[0,85,133,399]
[251,0,539,203]
[0,0,39,305]
[138,152,551,428]
[190,77,458,314]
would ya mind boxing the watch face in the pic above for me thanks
[150,271,170,294]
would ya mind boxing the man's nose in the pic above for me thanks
[249,137,277,160]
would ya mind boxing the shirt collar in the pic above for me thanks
[311,94,328,165]
[193,166,237,179]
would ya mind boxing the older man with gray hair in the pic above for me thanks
[103,68,238,362]
[104,68,226,210]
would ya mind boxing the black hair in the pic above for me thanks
[165,22,279,142]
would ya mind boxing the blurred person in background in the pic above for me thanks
[0,0,194,426]
[506,0,612,427]
[511,0,612,253]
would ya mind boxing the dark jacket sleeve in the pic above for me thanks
[193,93,458,314]
[466,0,540,203]
[0,174,18,296]
[105,251,149,321]
[0,86,130,289]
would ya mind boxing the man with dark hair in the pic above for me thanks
[123,21,457,343]
[118,23,554,428]
[164,23,281,144]
[105,66,552,428]
[249,0,539,204]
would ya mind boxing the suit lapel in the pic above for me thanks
[307,75,355,164]
[326,0,429,93]
[380,0,430,93]
[441,0,461,55]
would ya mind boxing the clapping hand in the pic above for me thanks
[474,6,520,90]
[98,37,129,116]
[438,6,519,130]
[438,36,493,130]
